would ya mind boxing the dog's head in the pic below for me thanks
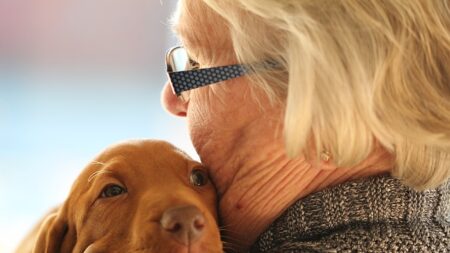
[33,140,221,253]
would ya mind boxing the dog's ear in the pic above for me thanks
[32,208,76,253]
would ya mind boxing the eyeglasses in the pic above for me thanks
[165,46,252,101]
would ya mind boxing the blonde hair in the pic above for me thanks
[198,0,450,190]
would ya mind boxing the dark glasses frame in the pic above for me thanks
[166,46,251,97]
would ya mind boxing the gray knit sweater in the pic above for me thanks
[250,175,450,253]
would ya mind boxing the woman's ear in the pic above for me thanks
[32,208,76,253]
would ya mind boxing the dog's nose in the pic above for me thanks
[160,205,206,245]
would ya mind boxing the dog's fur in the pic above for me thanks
[19,140,222,253]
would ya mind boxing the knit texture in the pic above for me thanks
[250,175,450,253]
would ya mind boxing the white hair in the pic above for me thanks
[183,0,450,190]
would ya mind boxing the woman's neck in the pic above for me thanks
[209,141,393,252]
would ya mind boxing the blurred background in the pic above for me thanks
[0,1,195,252]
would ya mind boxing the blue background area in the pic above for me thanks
[0,70,196,252]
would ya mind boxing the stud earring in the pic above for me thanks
[320,150,331,162]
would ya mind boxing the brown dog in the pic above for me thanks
[28,140,222,253]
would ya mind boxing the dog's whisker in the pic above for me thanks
[222,243,236,250]
[223,247,237,252]
[219,227,241,236]
[220,232,247,246]
[221,237,248,250]
[87,169,113,183]
[220,225,244,253]
[222,241,233,246]
[222,244,240,253]
[222,238,246,246]
[91,161,105,166]
[221,234,240,239]
[219,226,236,231]
[218,225,236,232]
[220,229,237,236]
[218,221,241,229]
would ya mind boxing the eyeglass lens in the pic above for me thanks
[171,47,190,72]
[169,47,191,101]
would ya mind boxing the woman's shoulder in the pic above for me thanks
[259,221,450,252]
[251,175,450,253]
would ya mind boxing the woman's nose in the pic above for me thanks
[161,82,188,117]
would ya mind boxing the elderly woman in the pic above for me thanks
[161,0,450,252]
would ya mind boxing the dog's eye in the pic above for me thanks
[100,184,127,198]
[190,169,209,187]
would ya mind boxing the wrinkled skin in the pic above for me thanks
[32,140,222,253]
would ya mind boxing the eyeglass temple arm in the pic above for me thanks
[168,64,251,96]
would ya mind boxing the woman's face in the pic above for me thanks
[161,0,282,191]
